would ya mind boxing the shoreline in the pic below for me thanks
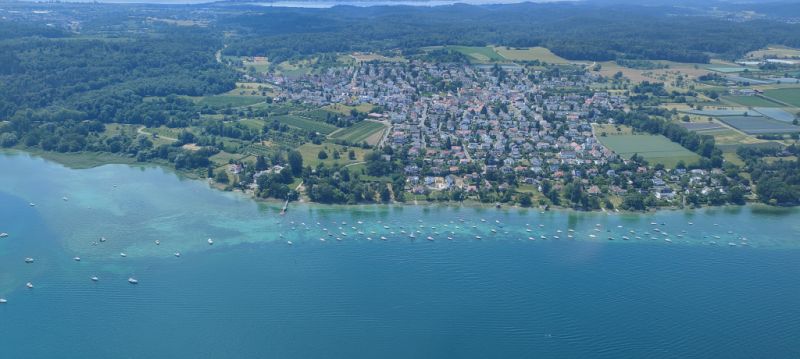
[5,148,798,215]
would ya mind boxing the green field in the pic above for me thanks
[722,95,783,107]
[238,119,266,131]
[763,88,800,107]
[598,134,700,168]
[324,103,375,115]
[444,46,504,62]
[273,115,338,135]
[329,120,386,145]
[196,95,265,108]
[493,46,570,64]
[296,142,366,167]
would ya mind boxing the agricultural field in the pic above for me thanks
[716,116,800,134]
[763,88,800,107]
[329,120,387,145]
[296,142,367,167]
[492,46,570,64]
[444,46,504,62]
[597,133,700,168]
[273,115,338,135]
[753,107,797,123]
[722,95,783,107]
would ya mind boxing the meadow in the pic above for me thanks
[443,46,504,62]
[196,95,265,108]
[492,46,570,64]
[296,142,367,167]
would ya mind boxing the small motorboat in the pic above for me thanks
[120,252,127,257]
[207,238,214,245]
[0,298,7,304]
[99,237,107,243]
[128,278,138,284]
[73,257,81,262]
[155,240,160,246]
[91,276,99,282]
[24,258,34,263]
[0,232,8,238]
[26,282,34,289]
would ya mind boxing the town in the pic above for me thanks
[227,57,753,210]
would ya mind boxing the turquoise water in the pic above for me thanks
[1,151,800,358]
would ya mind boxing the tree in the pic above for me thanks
[0,133,18,147]
[255,155,268,171]
[519,193,533,207]
[214,170,229,184]
[288,150,303,176]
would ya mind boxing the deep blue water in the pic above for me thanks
[1,152,800,358]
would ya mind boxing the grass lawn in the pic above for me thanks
[296,142,367,167]
[329,120,386,145]
[273,115,338,135]
[597,133,700,168]
[444,46,504,62]
[763,88,800,107]
[492,46,570,64]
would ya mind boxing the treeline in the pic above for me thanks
[220,3,800,63]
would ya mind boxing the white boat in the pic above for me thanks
[207,238,214,245]
[475,235,482,240]
[91,276,99,282]
[427,236,434,241]
[0,232,8,238]
[128,278,138,284]
[120,252,127,257]
[24,257,34,263]
[287,241,293,245]
[26,282,34,289]
[73,257,81,262]
[380,236,387,240]
[155,240,160,245]
[62,196,69,201]
[174,252,181,257]
[0,298,7,304]
[30,202,36,206]
[99,237,107,243]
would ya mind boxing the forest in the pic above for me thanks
[220,3,800,63]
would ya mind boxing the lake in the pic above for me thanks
[1,151,799,358]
